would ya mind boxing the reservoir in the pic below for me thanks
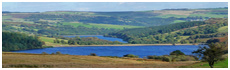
[12,45,202,58]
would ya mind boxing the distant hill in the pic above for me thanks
[105,18,228,44]
[2,8,228,35]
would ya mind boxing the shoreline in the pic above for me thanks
[53,44,196,47]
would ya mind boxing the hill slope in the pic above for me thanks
[105,18,228,44]
[2,8,228,35]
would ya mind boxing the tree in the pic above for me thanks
[170,50,185,56]
[192,43,225,68]
[206,39,220,44]
[53,40,56,43]
[61,40,65,44]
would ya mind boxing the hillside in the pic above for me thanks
[105,18,228,44]
[2,8,227,36]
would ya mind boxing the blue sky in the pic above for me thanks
[2,2,228,12]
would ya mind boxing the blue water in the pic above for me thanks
[12,45,201,58]
[63,35,127,43]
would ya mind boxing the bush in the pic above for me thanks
[41,52,48,55]
[147,56,162,59]
[56,51,62,55]
[123,54,139,58]
[51,53,55,55]
[170,50,185,55]
[162,56,171,62]
[90,53,97,56]
[101,56,119,58]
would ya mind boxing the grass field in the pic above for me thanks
[156,14,188,18]
[2,15,12,20]
[180,59,228,68]
[189,14,228,18]
[218,26,228,33]
[39,36,69,46]
[62,22,143,29]
[2,52,199,68]
[173,20,186,23]
[177,36,190,42]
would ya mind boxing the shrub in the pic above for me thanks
[170,50,185,55]
[123,54,139,58]
[147,55,162,59]
[51,53,55,55]
[56,51,62,55]
[162,56,171,62]
[90,53,97,56]
[101,56,119,58]
[41,52,48,55]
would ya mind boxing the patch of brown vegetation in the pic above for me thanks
[9,13,35,18]
[2,52,198,68]
[153,10,194,16]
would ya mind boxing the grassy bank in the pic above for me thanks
[2,52,198,68]
[39,36,70,46]
[180,59,228,68]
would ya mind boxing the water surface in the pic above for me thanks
[12,45,201,58]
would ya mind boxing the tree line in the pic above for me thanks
[105,18,228,44]
[2,32,45,51]
[53,36,123,45]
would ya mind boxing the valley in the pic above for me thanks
[2,6,228,68]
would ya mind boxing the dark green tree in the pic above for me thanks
[192,43,225,68]
[61,40,65,44]
[170,50,185,55]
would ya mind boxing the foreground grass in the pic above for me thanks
[2,52,198,68]
[180,59,228,68]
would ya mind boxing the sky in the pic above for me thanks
[2,2,228,12]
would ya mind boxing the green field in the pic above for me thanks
[2,16,12,20]
[39,36,69,46]
[62,22,143,29]
[156,13,227,19]
[156,14,188,18]
[189,14,228,18]
[218,26,228,33]
[180,59,228,68]
[173,20,186,23]
[177,36,190,42]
